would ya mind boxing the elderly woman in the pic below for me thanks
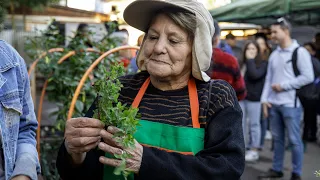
[56,0,245,179]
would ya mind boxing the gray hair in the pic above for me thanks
[152,9,197,42]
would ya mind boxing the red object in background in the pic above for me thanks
[121,58,130,68]
[210,48,247,101]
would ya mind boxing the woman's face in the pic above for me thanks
[256,37,266,52]
[143,14,192,80]
[245,43,258,60]
[304,45,316,56]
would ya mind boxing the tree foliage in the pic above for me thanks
[0,0,9,28]
[25,22,125,179]
[0,0,59,28]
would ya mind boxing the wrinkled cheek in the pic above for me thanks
[141,41,152,55]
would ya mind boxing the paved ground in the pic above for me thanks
[241,140,320,180]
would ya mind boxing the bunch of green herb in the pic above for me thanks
[93,64,140,179]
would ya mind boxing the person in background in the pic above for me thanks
[255,33,272,61]
[304,42,318,60]
[240,41,268,162]
[68,23,93,49]
[218,39,234,56]
[254,33,272,149]
[226,33,243,65]
[110,28,133,68]
[259,17,314,180]
[314,32,320,60]
[105,21,120,34]
[300,42,320,144]
[0,40,40,180]
[45,20,65,47]
[208,20,246,101]
[129,34,145,73]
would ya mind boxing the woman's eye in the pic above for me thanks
[169,39,178,44]
[148,36,158,40]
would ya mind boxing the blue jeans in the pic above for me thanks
[240,100,261,149]
[260,114,268,148]
[269,105,303,175]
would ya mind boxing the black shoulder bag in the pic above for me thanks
[292,47,320,106]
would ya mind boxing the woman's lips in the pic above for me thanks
[150,59,171,65]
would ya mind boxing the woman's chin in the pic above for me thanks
[146,63,171,78]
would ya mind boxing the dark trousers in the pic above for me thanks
[300,98,318,140]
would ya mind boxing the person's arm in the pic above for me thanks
[246,60,268,81]
[231,57,246,100]
[261,56,273,103]
[8,46,40,180]
[56,99,104,180]
[56,141,104,180]
[311,57,320,77]
[137,81,245,180]
[280,48,314,90]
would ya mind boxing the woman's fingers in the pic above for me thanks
[106,126,122,134]
[80,141,100,152]
[66,139,100,154]
[71,117,105,128]
[69,136,101,147]
[65,117,105,154]
[98,142,123,155]
[72,127,102,137]
[99,156,122,167]
[98,138,143,174]
[100,129,122,148]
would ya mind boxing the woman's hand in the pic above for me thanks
[98,126,143,174]
[64,117,105,165]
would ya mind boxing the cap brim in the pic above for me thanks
[124,0,191,32]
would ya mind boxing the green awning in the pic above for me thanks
[210,0,320,26]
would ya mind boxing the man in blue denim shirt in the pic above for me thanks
[0,40,40,180]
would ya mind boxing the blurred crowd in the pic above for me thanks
[206,18,320,179]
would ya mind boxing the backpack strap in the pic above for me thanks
[291,47,300,107]
[292,47,300,77]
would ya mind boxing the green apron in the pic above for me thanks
[103,77,205,180]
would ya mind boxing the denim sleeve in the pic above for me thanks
[280,47,314,90]
[3,43,41,179]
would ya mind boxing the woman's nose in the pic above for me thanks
[153,38,167,54]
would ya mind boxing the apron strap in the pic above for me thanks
[131,77,150,108]
[188,78,200,128]
[131,77,200,128]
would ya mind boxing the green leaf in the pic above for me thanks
[114,160,126,175]
[46,84,55,91]
[75,100,84,112]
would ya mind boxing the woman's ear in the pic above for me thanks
[136,41,147,71]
